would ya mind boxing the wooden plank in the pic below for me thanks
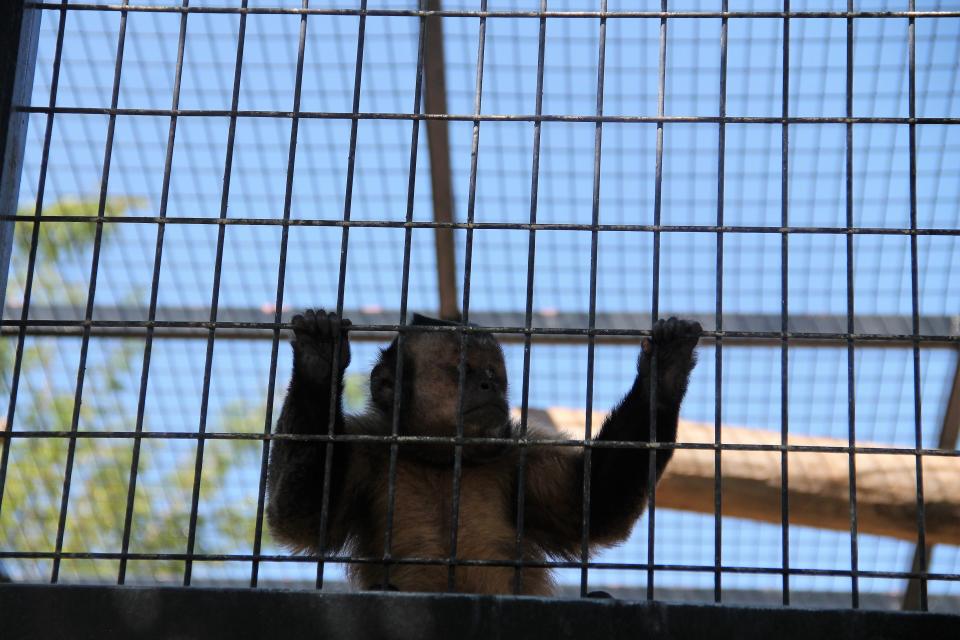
[423,0,459,321]
[516,407,960,546]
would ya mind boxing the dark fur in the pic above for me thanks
[266,310,701,595]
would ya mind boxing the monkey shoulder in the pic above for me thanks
[522,422,579,464]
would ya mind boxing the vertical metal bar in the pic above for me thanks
[0,0,63,523]
[780,0,791,606]
[318,0,367,589]
[578,0,606,598]
[117,0,190,585]
[385,21,426,590]
[512,0,547,596]
[423,0,459,321]
[714,0,728,605]
[448,0,487,591]
[648,0,668,602]
[183,0,249,586]
[0,0,40,319]
[904,352,960,608]
[906,0,928,612]
[250,0,310,588]
[844,0,860,609]
[381,0,427,590]
[50,0,130,584]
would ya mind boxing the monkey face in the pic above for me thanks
[371,331,510,441]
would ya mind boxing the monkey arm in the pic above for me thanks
[266,310,354,554]
[522,318,701,554]
[588,318,701,544]
[587,318,700,544]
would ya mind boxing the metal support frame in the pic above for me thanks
[0,0,41,588]
[1,306,957,347]
[0,1,41,320]
[0,0,958,619]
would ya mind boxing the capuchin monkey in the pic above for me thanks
[267,310,701,595]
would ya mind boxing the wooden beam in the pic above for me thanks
[423,0,459,321]
[515,407,960,546]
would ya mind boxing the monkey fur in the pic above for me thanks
[266,310,701,595]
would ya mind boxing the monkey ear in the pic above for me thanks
[411,313,460,327]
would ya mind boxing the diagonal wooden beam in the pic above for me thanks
[423,0,459,321]
[516,408,960,546]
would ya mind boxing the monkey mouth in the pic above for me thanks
[462,403,508,420]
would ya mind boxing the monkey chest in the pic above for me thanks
[375,461,516,562]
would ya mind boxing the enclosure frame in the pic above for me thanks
[0,0,958,625]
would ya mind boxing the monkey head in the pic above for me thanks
[369,314,510,445]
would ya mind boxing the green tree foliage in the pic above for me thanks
[0,197,267,583]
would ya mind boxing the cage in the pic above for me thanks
[0,0,958,635]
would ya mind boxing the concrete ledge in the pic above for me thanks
[1,584,957,640]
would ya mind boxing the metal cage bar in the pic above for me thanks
[319,0,368,589]
[182,0,248,586]
[713,0,728,605]
[779,0,791,607]
[0,0,955,616]
[0,0,52,523]
[906,0,928,613]
[17,4,960,19]
[116,0,190,586]
[511,0,548,597]
[577,0,607,597]
[16,105,960,126]
[844,0,860,609]
[51,0,131,584]
[249,0,311,589]
[448,0,488,591]
[646,0,668,602]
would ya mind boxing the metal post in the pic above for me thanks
[0,1,41,320]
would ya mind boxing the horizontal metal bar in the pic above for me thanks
[0,552,957,582]
[2,429,958,458]
[1,307,957,346]
[3,215,959,238]
[13,105,960,125]
[20,3,960,19]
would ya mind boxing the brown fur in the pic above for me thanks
[267,311,700,595]
[344,423,571,595]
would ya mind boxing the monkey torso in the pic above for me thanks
[341,422,559,596]
[269,311,697,598]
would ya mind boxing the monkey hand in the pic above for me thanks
[639,317,702,405]
[291,309,352,385]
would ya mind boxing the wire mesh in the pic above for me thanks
[1,0,959,612]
